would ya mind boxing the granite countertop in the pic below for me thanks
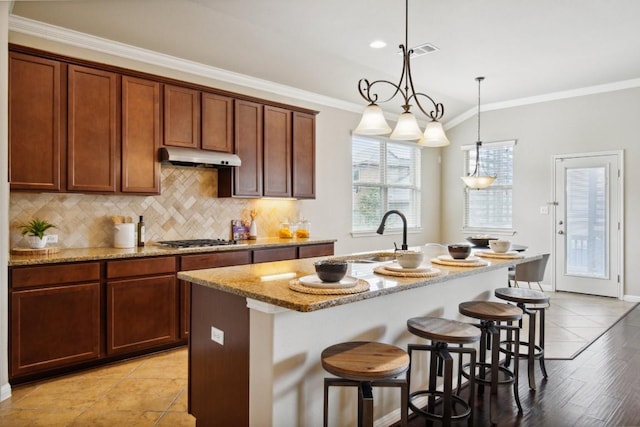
[178,251,542,313]
[8,237,336,266]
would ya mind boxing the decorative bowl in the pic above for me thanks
[314,260,348,282]
[489,240,512,253]
[395,250,424,269]
[448,244,472,259]
[465,236,498,247]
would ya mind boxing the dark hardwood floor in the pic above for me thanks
[405,304,640,427]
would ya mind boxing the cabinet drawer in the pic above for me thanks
[181,250,251,271]
[11,262,100,289]
[107,256,176,279]
[298,243,334,259]
[253,246,297,264]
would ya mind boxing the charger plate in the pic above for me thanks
[289,278,369,295]
[374,266,442,278]
[431,257,488,267]
[475,250,524,259]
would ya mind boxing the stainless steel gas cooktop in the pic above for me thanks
[157,239,244,249]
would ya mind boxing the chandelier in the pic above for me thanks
[353,0,450,146]
[461,76,496,189]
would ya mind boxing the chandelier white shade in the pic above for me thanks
[353,0,450,146]
[353,103,393,135]
[420,120,451,147]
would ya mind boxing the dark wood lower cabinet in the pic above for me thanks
[106,274,178,355]
[189,284,249,426]
[10,283,101,378]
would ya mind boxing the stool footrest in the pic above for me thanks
[499,339,544,360]
[408,390,471,422]
[461,361,515,386]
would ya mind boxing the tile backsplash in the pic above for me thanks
[9,166,300,248]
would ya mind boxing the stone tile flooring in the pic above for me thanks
[0,291,635,426]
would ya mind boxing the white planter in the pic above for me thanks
[28,236,47,249]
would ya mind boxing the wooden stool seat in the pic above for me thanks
[321,341,409,381]
[322,341,409,426]
[408,317,481,344]
[406,317,481,426]
[459,300,523,322]
[459,301,523,425]
[495,287,550,391]
[495,287,550,305]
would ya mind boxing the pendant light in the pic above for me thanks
[353,0,450,146]
[461,77,496,189]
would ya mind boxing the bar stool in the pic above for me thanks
[495,287,550,390]
[321,341,409,427]
[458,301,523,425]
[406,317,482,426]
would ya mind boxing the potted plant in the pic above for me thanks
[20,218,56,249]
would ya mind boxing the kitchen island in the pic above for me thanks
[179,250,541,427]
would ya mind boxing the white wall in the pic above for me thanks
[441,88,640,299]
[1,2,12,402]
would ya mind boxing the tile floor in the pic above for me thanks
[0,291,635,426]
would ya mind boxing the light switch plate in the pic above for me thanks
[211,326,224,345]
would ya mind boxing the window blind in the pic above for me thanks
[462,140,515,231]
[352,135,421,232]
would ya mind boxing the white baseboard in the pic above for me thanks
[0,383,12,402]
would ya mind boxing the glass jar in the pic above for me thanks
[278,221,293,238]
[296,220,310,238]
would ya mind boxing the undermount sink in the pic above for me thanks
[342,253,396,263]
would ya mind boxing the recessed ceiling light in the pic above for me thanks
[369,40,387,49]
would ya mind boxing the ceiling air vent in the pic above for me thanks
[399,43,439,58]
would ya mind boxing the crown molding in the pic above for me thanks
[8,14,362,114]
[445,78,640,130]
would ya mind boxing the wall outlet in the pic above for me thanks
[539,206,549,215]
[47,234,59,243]
[211,326,224,345]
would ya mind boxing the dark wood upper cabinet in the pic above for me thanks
[9,52,64,191]
[121,76,161,194]
[263,105,292,197]
[202,92,234,153]
[164,84,200,148]
[67,64,119,193]
[292,111,316,199]
[232,100,263,197]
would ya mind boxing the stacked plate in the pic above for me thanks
[475,250,524,259]
[431,255,488,267]
[297,274,359,289]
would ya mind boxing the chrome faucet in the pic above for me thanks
[376,210,408,250]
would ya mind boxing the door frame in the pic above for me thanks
[550,150,625,299]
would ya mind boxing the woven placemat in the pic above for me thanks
[374,266,442,278]
[430,257,488,267]
[475,250,524,259]
[289,279,370,295]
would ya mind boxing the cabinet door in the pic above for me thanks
[292,111,316,198]
[164,85,200,148]
[9,52,63,191]
[67,65,118,192]
[253,246,297,263]
[107,274,178,355]
[263,106,292,197]
[202,92,233,153]
[233,100,263,197]
[298,243,335,258]
[121,76,161,194]
[10,283,101,379]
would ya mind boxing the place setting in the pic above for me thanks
[430,244,489,267]
[475,239,525,259]
[289,260,370,295]
[373,250,442,278]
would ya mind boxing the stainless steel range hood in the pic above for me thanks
[160,147,241,168]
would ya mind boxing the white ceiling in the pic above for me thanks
[10,0,640,122]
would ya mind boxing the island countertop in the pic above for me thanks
[178,250,541,312]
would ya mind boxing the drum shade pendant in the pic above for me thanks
[354,0,450,146]
[461,77,496,189]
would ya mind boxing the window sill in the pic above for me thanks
[350,228,424,238]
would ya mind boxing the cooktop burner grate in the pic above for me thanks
[157,239,241,248]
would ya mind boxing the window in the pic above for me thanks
[352,135,421,233]
[463,140,515,232]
